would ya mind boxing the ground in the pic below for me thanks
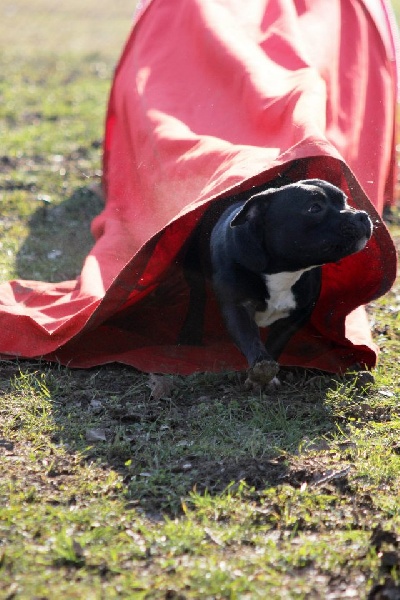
[0,1,400,598]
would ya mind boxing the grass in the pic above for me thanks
[0,1,400,598]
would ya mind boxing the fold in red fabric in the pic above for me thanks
[0,0,397,374]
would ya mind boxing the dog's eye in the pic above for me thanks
[308,202,323,213]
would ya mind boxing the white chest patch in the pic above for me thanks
[254,270,307,328]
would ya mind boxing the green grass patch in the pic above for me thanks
[1,2,400,598]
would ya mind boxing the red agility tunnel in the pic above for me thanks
[0,0,397,374]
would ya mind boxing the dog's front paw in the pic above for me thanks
[245,359,280,390]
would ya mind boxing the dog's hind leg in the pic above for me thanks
[178,245,207,346]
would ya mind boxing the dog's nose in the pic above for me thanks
[355,210,373,238]
[355,211,370,223]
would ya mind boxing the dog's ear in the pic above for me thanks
[230,190,272,227]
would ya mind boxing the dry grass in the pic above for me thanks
[1,0,134,56]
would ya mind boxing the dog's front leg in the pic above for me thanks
[264,312,310,363]
[219,301,279,387]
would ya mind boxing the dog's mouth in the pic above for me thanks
[328,235,369,257]
[319,228,371,260]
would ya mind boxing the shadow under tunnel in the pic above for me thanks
[9,185,358,516]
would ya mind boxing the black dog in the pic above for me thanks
[179,179,373,387]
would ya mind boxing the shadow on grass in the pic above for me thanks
[3,358,347,515]
[15,186,103,282]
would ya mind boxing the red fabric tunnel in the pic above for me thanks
[0,0,397,374]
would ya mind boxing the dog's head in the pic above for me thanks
[230,179,373,272]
